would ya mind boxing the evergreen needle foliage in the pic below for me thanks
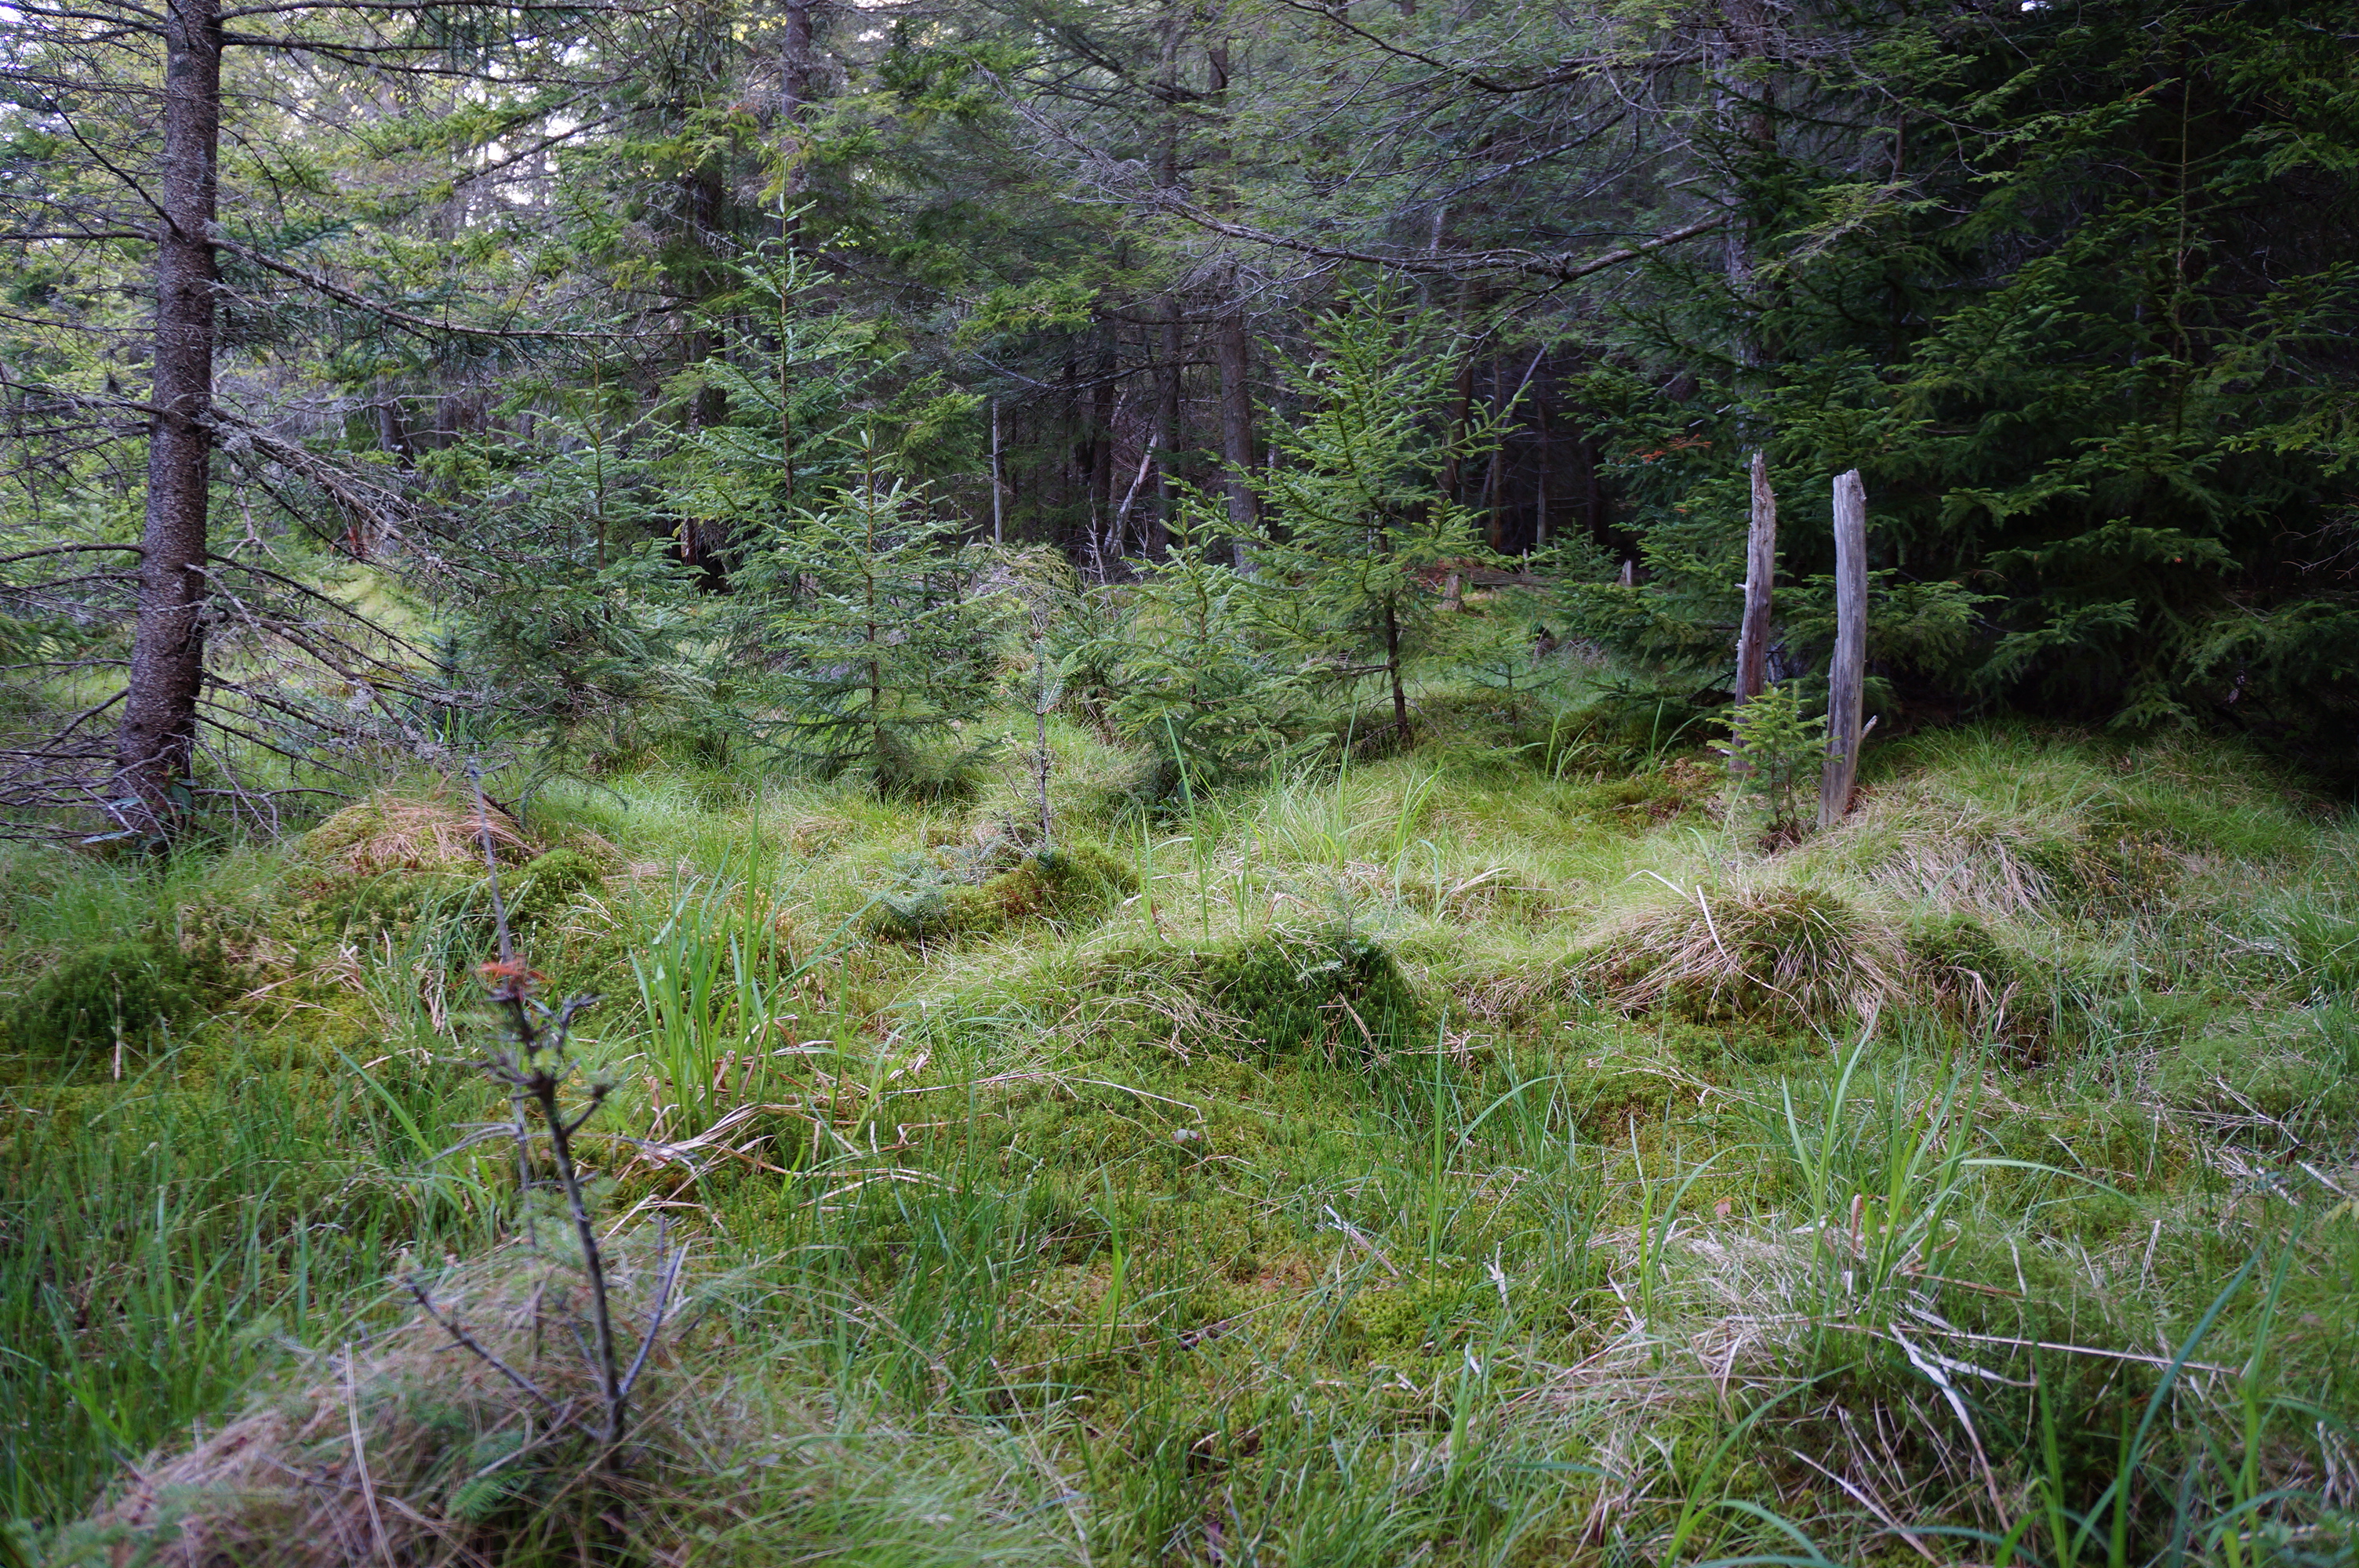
[1101,505,1303,789]
[1724,681,1827,840]
[747,433,1003,796]
[1256,292,1509,742]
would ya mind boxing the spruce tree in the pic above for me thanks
[1256,293,1505,742]
[747,433,1002,794]
[1102,503,1303,788]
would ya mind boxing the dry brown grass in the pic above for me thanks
[85,1236,691,1568]
[1583,877,1907,1029]
[1823,793,2059,918]
[305,786,534,879]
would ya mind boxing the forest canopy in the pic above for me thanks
[3,0,2357,832]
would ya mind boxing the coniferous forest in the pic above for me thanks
[5,1,2359,1562]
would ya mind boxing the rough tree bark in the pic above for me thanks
[114,0,224,837]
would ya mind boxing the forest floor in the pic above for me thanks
[5,688,2357,1566]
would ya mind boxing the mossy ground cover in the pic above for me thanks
[4,705,2357,1566]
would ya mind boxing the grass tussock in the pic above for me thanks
[74,1237,691,1568]
[304,786,534,878]
[1583,878,1907,1028]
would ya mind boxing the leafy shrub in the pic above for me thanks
[1203,927,1421,1058]
[5,937,201,1054]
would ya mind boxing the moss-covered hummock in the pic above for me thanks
[1202,925,1422,1058]
[4,935,202,1056]
[867,842,1137,942]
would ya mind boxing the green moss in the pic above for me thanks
[1203,927,1421,1059]
[2154,1022,2359,1133]
[3,935,202,1055]
[503,848,605,924]
[868,843,1138,942]
[311,871,464,940]
[2020,804,2183,909]
[1344,1275,1489,1363]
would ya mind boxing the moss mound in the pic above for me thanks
[1203,927,1421,1058]
[313,872,463,941]
[305,787,532,879]
[869,844,1138,942]
[503,848,606,924]
[5,937,203,1055]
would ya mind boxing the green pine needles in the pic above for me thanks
[1257,292,1507,742]
[747,432,1001,797]
[1101,505,1303,789]
[1723,681,1826,840]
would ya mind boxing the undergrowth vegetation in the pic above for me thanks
[4,699,2357,1566]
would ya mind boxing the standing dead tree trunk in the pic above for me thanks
[1215,276,1258,546]
[1151,300,1182,558]
[114,0,224,838]
[990,398,1005,546]
[1728,451,1778,775]
[1817,468,1867,829]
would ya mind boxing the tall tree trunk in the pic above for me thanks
[1533,394,1552,547]
[1215,278,1256,546]
[1483,355,1506,551]
[1582,434,1607,548]
[1088,324,1116,557]
[115,0,224,838]
[1151,299,1180,560]
[778,0,811,502]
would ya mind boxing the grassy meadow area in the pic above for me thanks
[4,689,2357,1566]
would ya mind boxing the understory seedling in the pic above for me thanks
[1722,680,1825,841]
[412,775,685,1469]
[745,430,1003,796]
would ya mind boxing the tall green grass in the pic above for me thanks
[5,718,2357,1564]
[0,1031,499,1520]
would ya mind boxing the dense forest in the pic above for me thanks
[4,1,2359,1564]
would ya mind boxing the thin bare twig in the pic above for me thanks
[400,1278,558,1412]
